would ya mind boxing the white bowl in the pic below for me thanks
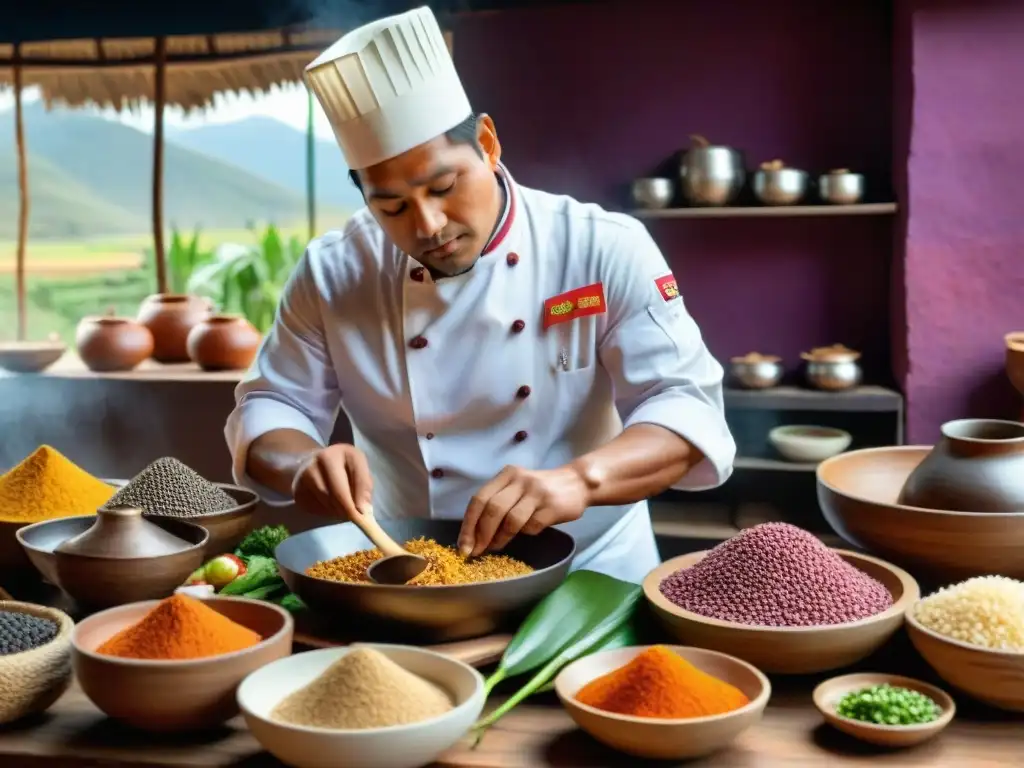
[769,425,852,463]
[237,643,485,768]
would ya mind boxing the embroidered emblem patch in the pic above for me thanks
[543,282,607,329]
[655,274,679,302]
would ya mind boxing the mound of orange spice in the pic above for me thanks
[575,645,750,718]
[97,594,261,660]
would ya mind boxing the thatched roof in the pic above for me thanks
[0,28,346,111]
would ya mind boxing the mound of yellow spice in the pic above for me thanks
[96,594,262,660]
[0,445,114,524]
[575,646,750,719]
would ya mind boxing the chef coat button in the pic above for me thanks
[426,432,435,440]
[506,252,519,266]
[516,385,531,399]
[514,430,528,443]
[511,319,526,333]
[409,336,428,349]
[410,266,425,282]
[431,468,444,479]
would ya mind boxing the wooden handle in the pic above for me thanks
[352,506,407,558]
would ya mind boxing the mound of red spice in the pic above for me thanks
[659,522,893,627]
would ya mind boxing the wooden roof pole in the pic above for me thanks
[152,36,168,294]
[13,42,29,341]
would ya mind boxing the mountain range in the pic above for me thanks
[0,104,363,240]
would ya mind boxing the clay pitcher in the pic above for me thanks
[186,314,262,371]
[137,294,213,363]
[76,309,154,372]
[898,418,1024,512]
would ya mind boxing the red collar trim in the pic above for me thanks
[482,164,516,256]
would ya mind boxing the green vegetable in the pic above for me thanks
[220,555,281,596]
[240,582,288,601]
[835,684,942,726]
[235,525,291,559]
[473,572,642,738]
[276,593,306,613]
[482,570,640,697]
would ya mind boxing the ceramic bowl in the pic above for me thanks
[1006,332,1024,403]
[817,446,1024,581]
[238,643,485,768]
[813,672,954,747]
[71,595,293,731]
[769,425,852,463]
[107,478,259,555]
[906,606,1024,712]
[0,340,67,374]
[642,550,919,674]
[0,600,74,724]
[554,644,770,760]
[17,513,209,609]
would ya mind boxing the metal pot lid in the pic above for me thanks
[800,344,861,363]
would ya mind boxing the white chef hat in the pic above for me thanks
[304,6,471,170]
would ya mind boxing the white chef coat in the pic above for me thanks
[224,164,736,584]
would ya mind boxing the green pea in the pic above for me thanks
[834,684,941,726]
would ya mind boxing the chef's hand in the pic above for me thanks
[292,444,373,521]
[458,465,590,557]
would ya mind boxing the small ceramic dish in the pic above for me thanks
[0,340,66,374]
[554,644,770,760]
[769,425,852,463]
[71,596,293,731]
[813,672,954,747]
[0,600,75,724]
[237,643,485,768]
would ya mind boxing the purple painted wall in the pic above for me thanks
[453,0,895,382]
[899,0,1024,442]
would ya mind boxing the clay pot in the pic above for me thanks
[137,294,213,363]
[186,314,262,371]
[1005,333,1024,419]
[897,418,1024,513]
[75,310,154,372]
[801,344,863,391]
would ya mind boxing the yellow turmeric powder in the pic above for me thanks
[97,594,262,660]
[575,646,750,719]
[0,445,114,524]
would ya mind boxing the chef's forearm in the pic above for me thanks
[246,429,324,497]
[567,424,704,508]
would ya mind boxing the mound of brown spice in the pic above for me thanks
[271,647,453,729]
[306,537,533,585]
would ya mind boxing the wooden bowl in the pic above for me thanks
[0,600,75,724]
[0,340,66,374]
[17,514,209,609]
[817,446,1024,581]
[813,672,954,747]
[238,644,485,768]
[554,645,770,760]
[72,596,294,731]
[643,550,919,674]
[906,606,1024,712]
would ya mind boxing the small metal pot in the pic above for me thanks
[679,134,746,207]
[801,344,862,391]
[728,353,784,389]
[631,178,674,209]
[753,165,808,206]
[819,169,865,205]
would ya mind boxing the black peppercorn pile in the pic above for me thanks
[0,610,59,655]
[105,457,236,517]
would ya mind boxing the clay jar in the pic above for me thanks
[187,314,261,371]
[137,294,213,363]
[75,311,154,372]
[898,418,1024,512]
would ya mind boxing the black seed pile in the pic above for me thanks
[0,610,59,655]
[105,457,236,517]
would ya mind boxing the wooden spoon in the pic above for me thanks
[352,506,427,585]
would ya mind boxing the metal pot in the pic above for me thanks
[631,178,674,209]
[801,344,862,391]
[728,352,784,389]
[678,134,745,207]
[819,169,865,205]
[753,161,808,206]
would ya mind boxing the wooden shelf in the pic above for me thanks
[724,385,903,413]
[633,203,897,219]
[735,457,818,472]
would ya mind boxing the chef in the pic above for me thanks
[224,6,736,584]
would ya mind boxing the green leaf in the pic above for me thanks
[534,619,639,694]
[482,570,640,697]
[219,555,281,595]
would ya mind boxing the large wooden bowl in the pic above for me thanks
[643,550,918,674]
[817,446,1024,581]
[906,606,1024,712]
